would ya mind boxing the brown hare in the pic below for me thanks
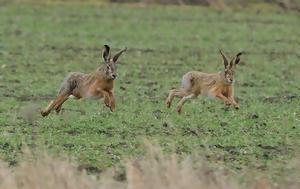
[166,50,243,114]
[41,45,127,117]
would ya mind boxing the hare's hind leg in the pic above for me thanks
[55,96,70,114]
[41,100,55,116]
[176,93,195,114]
[41,73,80,117]
[55,105,62,114]
[166,88,188,108]
[41,91,70,117]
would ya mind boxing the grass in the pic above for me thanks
[1,143,298,189]
[0,1,299,182]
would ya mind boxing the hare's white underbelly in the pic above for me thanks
[201,90,215,99]
[69,93,101,100]
[84,92,102,100]
[69,95,76,99]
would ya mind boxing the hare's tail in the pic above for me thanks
[181,73,194,90]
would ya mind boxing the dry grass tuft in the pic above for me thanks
[124,142,239,189]
[0,154,98,189]
[0,143,299,189]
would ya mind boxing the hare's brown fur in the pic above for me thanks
[41,45,127,117]
[166,50,243,114]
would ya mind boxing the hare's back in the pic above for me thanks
[182,71,210,81]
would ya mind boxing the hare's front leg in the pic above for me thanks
[228,96,239,109]
[216,93,231,106]
[98,89,113,111]
[108,91,115,112]
[227,88,239,109]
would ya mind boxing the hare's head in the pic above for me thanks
[219,50,243,84]
[102,45,127,80]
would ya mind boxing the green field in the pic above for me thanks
[0,1,299,181]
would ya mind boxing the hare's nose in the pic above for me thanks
[112,74,117,79]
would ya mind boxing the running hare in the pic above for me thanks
[166,50,243,114]
[41,45,127,117]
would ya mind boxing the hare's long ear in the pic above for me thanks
[219,50,229,69]
[229,51,244,68]
[102,45,111,63]
[113,48,127,63]
[234,52,243,65]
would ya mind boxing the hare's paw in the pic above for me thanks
[234,104,240,110]
[176,106,183,114]
[41,110,49,117]
[224,100,231,106]
[109,106,115,112]
[166,100,172,108]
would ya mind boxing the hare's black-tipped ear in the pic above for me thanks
[230,51,244,68]
[102,45,111,63]
[113,48,127,63]
[234,51,243,65]
[219,50,229,69]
